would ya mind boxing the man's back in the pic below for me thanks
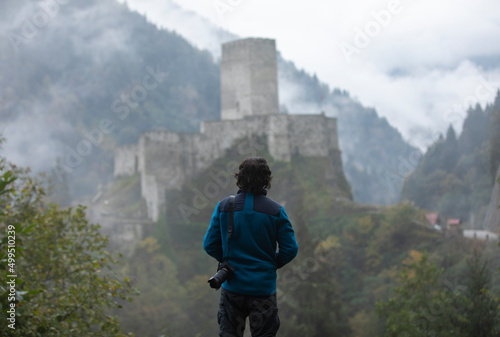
[204,190,298,296]
[203,157,298,336]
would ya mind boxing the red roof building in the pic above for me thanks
[426,213,440,225]
[447,218,461,226]
[447,218,462,236]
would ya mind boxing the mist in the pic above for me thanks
[0,1,138,175]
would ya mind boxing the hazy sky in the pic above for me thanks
[119,0,500,148]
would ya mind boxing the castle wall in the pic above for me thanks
[201,117,267,154]
[114,113,341,221]
[326,117,339,151]
[287,114,338,157]
[138,131,201,220]
[136,123,266,221]
[201,113,339,165]
[221,38,279,120]
[267,115,291,162]
[114,144,139,177]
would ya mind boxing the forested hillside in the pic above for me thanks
[2,130,500,336]
[401,92,500,229]
[1,0,417,205]
[106,135,500,336]
[1,0,220,197]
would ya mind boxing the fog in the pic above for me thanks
[0,1,134,173]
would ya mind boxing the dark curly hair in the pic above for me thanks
[234,157,272,194]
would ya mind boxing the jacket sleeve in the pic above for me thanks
[203,202,223,262]
[275,206,298,268]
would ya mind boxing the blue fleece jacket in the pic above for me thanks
[203,190,298,296]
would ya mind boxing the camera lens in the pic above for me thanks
[208,268,230,289]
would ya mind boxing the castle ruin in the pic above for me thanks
[114,38,346,221]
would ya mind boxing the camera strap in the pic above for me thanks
[223,195,235,261]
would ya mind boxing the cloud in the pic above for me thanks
[118,0,237,58]
[332,60,500,148]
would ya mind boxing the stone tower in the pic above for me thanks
[221,38,279,120]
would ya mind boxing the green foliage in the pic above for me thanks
[117,236,221,337]
[0,171,16,196]
[96,143,500,337]
[0,149,135,336]
[377,253,461,337]
[277,195,351,337]
[139,152,453,336]
[117,237,190,336]
[378,250,500,337]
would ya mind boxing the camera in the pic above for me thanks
[208,261,235,290]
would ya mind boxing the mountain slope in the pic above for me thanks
[1,0,220,196]
[1,0,417,205]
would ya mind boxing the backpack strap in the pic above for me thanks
[223,195,235,261]
[228,195,235,239]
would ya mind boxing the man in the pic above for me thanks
[203,157,298,337]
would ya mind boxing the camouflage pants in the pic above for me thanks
[217,288,280,337]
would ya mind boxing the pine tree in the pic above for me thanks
[456,250,500,337]
[489,91,500,182]
[442,124,459,172]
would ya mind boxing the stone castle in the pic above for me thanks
[113,38,346,222]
